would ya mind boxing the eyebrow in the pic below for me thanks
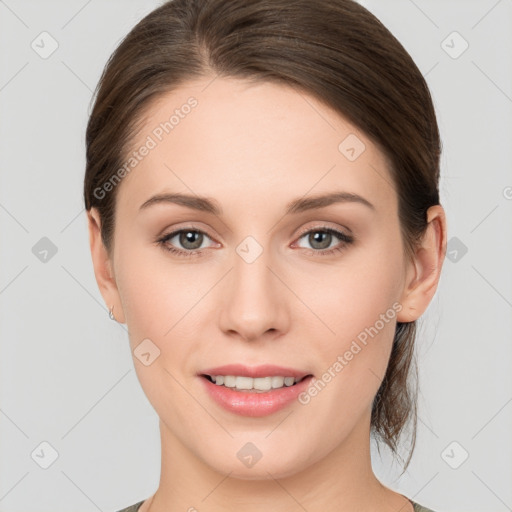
[139,191,375,215]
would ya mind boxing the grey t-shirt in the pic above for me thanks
[115,498,438,511]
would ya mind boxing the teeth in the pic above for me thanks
[209,375,301,392]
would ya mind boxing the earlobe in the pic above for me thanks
[87,208,126,323]
[396,204,447,323]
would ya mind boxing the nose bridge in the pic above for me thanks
[219,234,287,340]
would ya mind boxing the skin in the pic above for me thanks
[88,76,447,512]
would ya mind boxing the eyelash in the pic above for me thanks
[156,226,354,258]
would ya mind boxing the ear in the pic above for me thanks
[87,208,126,324]
[396,204,447,323]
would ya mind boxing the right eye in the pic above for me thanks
[157,228,218,257]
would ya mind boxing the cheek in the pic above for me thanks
[114,248,202,411]
[309,238,402,325]
[299,280,400,426]
[114,243,214,383]
[300,237,403,384]
[115,241,199,331]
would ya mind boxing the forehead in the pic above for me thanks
[115,76,396,216]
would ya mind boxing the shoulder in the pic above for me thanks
[114,500,145,512]
[116,498,438,512]
[411,500,438,512]
[115,499,438,512]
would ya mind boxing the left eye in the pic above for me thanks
[294,227,353,253]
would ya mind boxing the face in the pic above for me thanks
[89,76,431,480]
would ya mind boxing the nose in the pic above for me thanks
[218,241,290,342]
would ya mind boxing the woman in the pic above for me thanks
[84,0,447,511]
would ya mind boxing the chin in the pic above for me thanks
[205,450,310,481]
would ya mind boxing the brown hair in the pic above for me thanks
[84,0,441,472]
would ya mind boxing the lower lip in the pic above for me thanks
[199,375,314,417]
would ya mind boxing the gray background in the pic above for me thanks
[0,1,511,511]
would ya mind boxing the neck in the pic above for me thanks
[143,412,413,512]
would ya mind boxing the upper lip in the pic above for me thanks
[199,364,312,379]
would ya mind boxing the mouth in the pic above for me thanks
[198,371,315,416]
[198,364,313,393]
[199,373,313,393]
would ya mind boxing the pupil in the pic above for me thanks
[181,231,202,250]
[310,231,331,250]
